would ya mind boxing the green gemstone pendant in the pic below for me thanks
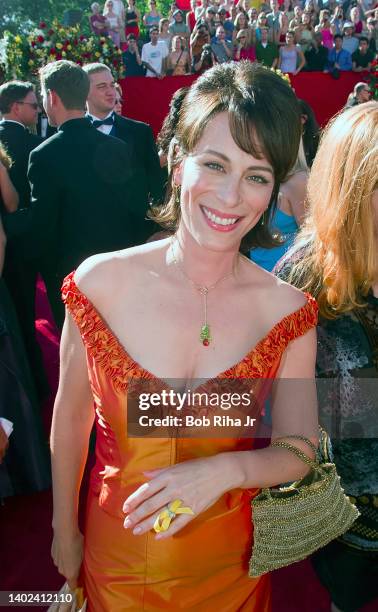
[200,324,211,347]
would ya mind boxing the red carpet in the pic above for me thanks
[0,281,376,611]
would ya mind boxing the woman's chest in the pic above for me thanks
[99,286,276,381]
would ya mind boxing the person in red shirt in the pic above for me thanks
[234,28,256,60]
[186,0,198,32]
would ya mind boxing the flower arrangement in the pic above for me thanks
[273,67,292,87]
[1,20,124,82]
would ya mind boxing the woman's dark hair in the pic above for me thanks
[298,99,320,167]
[152,62,302,252]
[156,86,190,156]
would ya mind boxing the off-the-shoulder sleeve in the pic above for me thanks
[61,271,156,391]
[223,294,318,378]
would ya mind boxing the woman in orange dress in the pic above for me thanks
[51,63,319,611]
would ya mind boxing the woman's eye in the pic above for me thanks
[204,161,224,172]
[247,175,269,184]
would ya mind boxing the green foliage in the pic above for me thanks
[0,1,89,35]
[0,0,175,35]
[0,0,178,83]
[1,21,124,82]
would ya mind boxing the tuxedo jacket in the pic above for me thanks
[4,118,155,279]
[0,121,42,208]
[110,114,165,214]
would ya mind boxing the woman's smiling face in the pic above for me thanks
[175,112,274,251]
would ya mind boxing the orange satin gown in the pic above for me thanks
[62,272,318,612]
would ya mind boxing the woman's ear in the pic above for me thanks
[167,138,182,175]
[173,161,183,186]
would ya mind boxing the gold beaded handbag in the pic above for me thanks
[249,433,360,577]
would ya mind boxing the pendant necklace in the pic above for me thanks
[171,239,237,347]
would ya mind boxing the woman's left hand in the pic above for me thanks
[122,453,241,539]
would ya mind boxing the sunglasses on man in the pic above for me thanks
[17,101,40,110]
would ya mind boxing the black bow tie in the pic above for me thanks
[91,114,114,128]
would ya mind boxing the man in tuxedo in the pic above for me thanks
[83,62,164,243]
[4,61,146,329]
[0,81,46,396]
[0,81,41,204]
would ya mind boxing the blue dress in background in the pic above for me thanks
[250,208,299,272]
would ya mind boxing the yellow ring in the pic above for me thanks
[153,499,194,533]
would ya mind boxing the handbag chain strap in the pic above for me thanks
[271,436,320,471]
[274,434,318,453]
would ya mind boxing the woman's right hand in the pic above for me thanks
[51,531,84,590]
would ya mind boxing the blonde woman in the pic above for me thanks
[350,5,365,35]
[166,36,190,75]
[276,102,378,612]
[315,9,335,49]
[104,0,122,47]
[158,18,172,50]
[294,12,315,53]
[234,28,256,60]
[254,12,269,42]
[234,11,252,44]
[277,11,290,45]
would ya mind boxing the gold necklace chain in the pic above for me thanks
[171,238,238,346]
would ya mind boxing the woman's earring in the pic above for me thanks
[175,185,181,205]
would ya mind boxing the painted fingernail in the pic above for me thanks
[133,526,142,535]
[124,518,131,528]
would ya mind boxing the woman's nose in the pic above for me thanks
[218,176,242,208]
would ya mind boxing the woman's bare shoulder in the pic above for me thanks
[281,170,308,195]
[243,257,310,318]
[74,239,170,305]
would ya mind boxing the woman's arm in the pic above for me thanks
[0,162,19,213]
[294,47,306,73]
[277,46,283,69]
[235,43,242,60]
[231,325,318,490]
[281,170,308,226]
[50,306,95,588]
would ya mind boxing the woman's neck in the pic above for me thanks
[170,229,241,287]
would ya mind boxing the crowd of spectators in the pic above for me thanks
[88,0,378,77]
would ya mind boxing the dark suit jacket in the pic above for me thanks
[111,114,165,236]
[4,117,152,279]
[0,121,42,208]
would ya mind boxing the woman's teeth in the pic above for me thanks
[203,208,238,226]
